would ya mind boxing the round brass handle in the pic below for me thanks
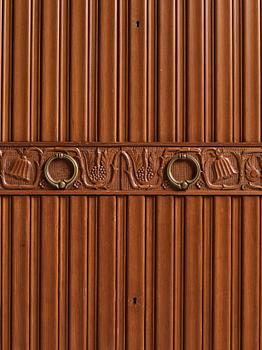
[166,153,201,190]
[44,153,79,189]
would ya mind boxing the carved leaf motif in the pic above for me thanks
[81,148,119,189]
[245,156,261,182]
[0,145,261,192]
[122,148,167,189]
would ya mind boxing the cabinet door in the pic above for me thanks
[0,1,261,349]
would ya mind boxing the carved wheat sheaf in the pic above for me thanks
[0,145,261,193]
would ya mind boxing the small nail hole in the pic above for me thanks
[136,21,140,28]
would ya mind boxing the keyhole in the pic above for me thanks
[132,297,137,304]
[136,20,140,28]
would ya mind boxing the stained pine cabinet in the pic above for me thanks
[0,1,261,349]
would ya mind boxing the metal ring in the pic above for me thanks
[166,153,201,190]
[44,153,79,189]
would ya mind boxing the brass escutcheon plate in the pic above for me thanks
[167,153,201,190]
[44,153,79,189]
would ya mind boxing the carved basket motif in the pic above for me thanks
[212,155,238,182]
[6,156,33,182]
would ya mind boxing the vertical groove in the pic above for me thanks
[0,0,3,139]
[181,197,185,349]
[157,1,176,141]
[59,0,69,142]
[155,197,174,348]
[1,198,10,348]
[11,0,31,141]
[240,0,243,143]
[242,197,260,348]
[97,0,118,142]
[214,0,233,142]
[118,0,128,142]
[40,197,59,349]
[239,197,242,349]
[128,0,147,142]
[231,197,241,348]
[242,0,261,142]
[2,1,12,141]
[40,0,60,141]
[31,0,40,141]
[87,197,97,350]
[58,197,69,349]
[184,197,203,350]
[186,0,205,142]
[147,0,156,142]
[97,197,117,349]
[69,197,87,349]
[176,0,185,142]
[116,197,126,349]
[9,198,12,350]
[57,0,61,142]
[213,197,232,349]
[11,197,30,349]
[70,0,88,141]
[211,0,215,141]
[144,196,155,349]
[126,197,145,349]
[37,0,42,142]
[29,197,31,349]
[203,197,212,349]
[88,0,98,142]
[57,199,60,350]
[204,0,212,142]
[30,197,40,349]
[0,198,1,347]
[259,197,262,349]
[173,197,183,350]
[210,197,214,347]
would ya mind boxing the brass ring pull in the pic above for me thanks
[44,153,79,189]
[167,153,201,190]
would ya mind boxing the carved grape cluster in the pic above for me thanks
[137,166,154,182]
[89,165,106,182]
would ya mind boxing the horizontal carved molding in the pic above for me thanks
[0,144,262,195]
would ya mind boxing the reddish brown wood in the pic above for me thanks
[40,197,59,349]
[184,198,203,349]
[126,196,145,349]
[11,197,30,349]
[213,197,232,349]
[69,197,87,348]
[0,144,261,195]
[155,197,174,348]
[1,1,262,348]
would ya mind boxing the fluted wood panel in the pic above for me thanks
[1,0,261,143]
[1,196,261,348]
[0,1,261,349]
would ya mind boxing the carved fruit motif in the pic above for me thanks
[89,165,107,182]
[122,148,167,189]
[81,148,119,189]
[136,165,154,182]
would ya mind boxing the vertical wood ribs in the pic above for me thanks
[0,0,261,349]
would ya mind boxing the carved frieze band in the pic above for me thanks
[0,145,262,194]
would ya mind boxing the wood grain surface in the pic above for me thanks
[0,1,261,349]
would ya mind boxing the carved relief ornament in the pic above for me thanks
[0,144,261,194]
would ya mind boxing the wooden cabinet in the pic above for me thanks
[0,1,261,349]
